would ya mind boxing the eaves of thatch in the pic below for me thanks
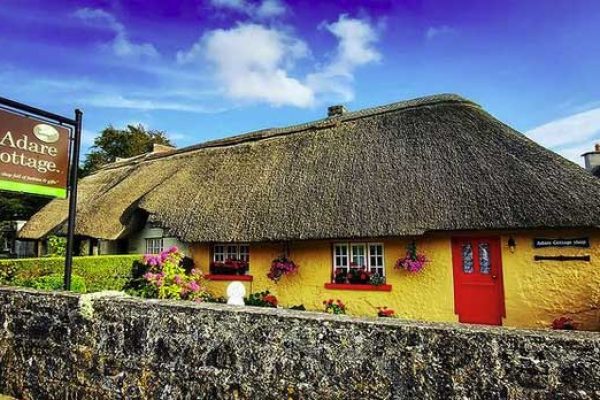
[18,94,600,242]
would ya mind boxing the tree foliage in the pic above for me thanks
[81,124,172,176]
[0,124,172,221]
[0,192,50,220]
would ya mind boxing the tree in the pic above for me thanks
[0,124,173,222]
[80,124,173,176]
[0,192,50,221]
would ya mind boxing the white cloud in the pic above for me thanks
[425,25,455,39]
[255,0,286,18]
[179,23,313,107]
[209,0,286,18]
[526,107,600,148]
[74,8,158,59]
[210,0,247,11]
[558,143,596,166]
[307,15,381,102]
[177,15,381,107]
[322,15,381,76]
[83,94,225,113]
[0,66,229,115]
[525,106,600,165]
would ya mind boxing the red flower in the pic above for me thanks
[552,316,577,330]
[263,294,278,307]
[377,306,396,317]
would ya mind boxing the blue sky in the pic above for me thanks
[1,0,599,165]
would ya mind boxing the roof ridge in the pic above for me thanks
[95,93,477,173]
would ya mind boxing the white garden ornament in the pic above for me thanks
[226,281,246,306]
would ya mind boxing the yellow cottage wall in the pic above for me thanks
[191,230,600,330]
[501,230,600,330]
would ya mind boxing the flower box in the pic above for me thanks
[324,283,392,292]
[209,260,249,275]
[205,274,254,282]
[347,267,371,284]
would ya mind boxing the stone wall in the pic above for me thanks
[0,287,598,400]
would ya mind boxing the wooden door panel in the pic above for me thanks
[452,237,504,325]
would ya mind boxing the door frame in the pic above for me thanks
[451,236,506,324]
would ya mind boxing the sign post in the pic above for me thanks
[63,110,82,291]
[0,96,82,290]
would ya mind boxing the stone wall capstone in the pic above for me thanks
[0,287,598,399]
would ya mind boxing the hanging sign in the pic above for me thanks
[533,238,590,248]
[0,108,70,198]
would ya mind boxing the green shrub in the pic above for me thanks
[0,255,141,292]
[47,235,67,257]
[245,291,278,308]
[28,274,87,293]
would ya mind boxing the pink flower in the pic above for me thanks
[168,245,178,254]
[188,281,200,292]
[173,275,182,285]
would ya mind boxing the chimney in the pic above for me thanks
[582,143,600,172]
[327,105,347,117]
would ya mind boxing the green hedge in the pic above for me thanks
[0,255,142,293]
[29,274,87,293]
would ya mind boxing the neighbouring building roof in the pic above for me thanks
[19,94,600,242]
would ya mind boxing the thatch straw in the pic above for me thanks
[19,94,600,242]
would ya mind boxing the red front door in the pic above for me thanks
[451,237,505,325]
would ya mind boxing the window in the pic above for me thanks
[369,244,384,276]
[462,243,474,274]
[334,244,349,273]
[351,244,366,267]
[213,245,225,262]
[478,243,491,274]
[212,244,250,262]
[239,245,250,262]
[226,245,238,260]
[333,242,385,277]
[146,238,163,254]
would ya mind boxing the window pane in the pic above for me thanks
[462,243,474,273]
[239,245,250,262]
[146,238,162,254]
[226,245,238,260]
[479,243,491,274]
[213,245,225,262]
[369,244,384,276]
[334,244,348,270]
[369,244,383,266]
[351,244,366,267]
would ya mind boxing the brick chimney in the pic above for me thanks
[327,105,347,117]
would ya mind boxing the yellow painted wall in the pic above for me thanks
[501,230,600,330]
[192,237,457,322]
[191,230,600,331]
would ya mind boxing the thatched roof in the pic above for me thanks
[19,94,600,242]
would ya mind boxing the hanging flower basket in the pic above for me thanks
[395,241,427,273]
[267,255,298,282]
